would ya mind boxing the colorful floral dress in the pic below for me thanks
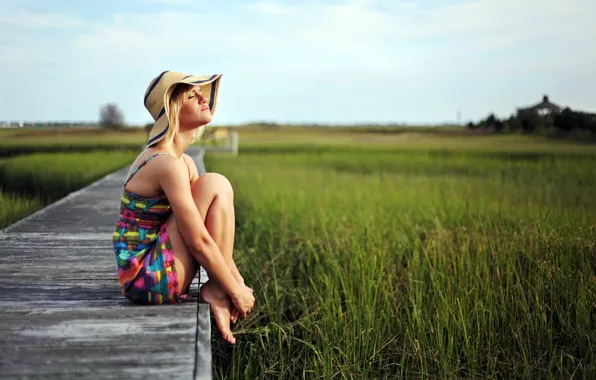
[112,153,185,304]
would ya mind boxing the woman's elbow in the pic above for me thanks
[188,234,214,261]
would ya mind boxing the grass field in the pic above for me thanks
[1,127,595,378]
[0,192,44,232]
[0,128,144,157]
[205,139,596,379]
[0,151,138,229]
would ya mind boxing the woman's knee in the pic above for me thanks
[192,172,234,203]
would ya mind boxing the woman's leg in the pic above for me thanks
[191,173,244,342]
[165,215,198,295]
[166,173,242,344]
[190,173,236,269]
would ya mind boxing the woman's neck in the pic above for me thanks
[166,131,194,158]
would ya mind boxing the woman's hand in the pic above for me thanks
[231,286,255,317]
[231,285,254,323]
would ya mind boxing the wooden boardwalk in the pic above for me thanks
[0,148,211,379]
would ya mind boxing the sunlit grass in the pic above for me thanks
[0,191,45,230]
[0,133,144,157]
[0,127,594,377]
[207,146,596,379]
[0,151,138,229]
[4,126,596,157]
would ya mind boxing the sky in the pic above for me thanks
[0,0,594,126]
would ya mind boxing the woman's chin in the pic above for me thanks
[200,115,212,125]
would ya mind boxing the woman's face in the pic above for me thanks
[178,85,212,131]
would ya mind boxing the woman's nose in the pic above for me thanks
[197,95,207,104]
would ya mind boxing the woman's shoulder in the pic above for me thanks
[130,150,184,175]
[138,149,179,163]
[148,151,186,171]
[124,150,186,196]
[182,153,200,182]
[181,153,197,169]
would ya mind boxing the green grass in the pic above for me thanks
[0,192,45,230]
[0,130,145,157]
[206,145,596,379]
[0,128,594,377]
[0,126,219,156]
[0,151,138,229]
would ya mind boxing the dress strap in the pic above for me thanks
[124,153,171,187]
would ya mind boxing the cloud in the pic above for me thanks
[0,0,595,123]
[0,9,90,29]
[145,0,204,8]
[6,0,592,73]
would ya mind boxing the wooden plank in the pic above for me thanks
[191,147,213,380]
[0,306,196,379]
[194,147,207,177]
[0,147,212,379]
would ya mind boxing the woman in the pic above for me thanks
[112,70,254,344]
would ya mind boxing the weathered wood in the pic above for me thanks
[201,132,238,156]
[0,147,212,379]
[195,147,208,178]
[0,305,197,379]
[193,147,213,380]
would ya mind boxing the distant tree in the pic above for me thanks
[575,111,596,133]
[494,119,505,132]
[99,103,125,129]
[505,115,521,132]
[466,121,476,129]
[476,113,505,132]
[554,108,596,135]
[553,108,575,132]
[517,109,544,134]
[588,116,596,135]
[486,113,497,126]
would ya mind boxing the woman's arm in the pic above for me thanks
[231,261,245,286]
[157,157,242,299]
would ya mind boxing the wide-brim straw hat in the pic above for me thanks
[144,70,222,146]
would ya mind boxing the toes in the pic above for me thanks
[218,327,235,344]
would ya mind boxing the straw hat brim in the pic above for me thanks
[145,72,222,146]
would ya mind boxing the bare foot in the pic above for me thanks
[200,281,235,344]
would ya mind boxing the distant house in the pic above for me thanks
[517,95,563,116]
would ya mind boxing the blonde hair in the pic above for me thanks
[155,83,205,147]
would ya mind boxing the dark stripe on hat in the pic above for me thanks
[148,124,168,145]
[147,108,167,145]
[189,74,218,85]
[144,70,169,106]
[181,75,193,80]
[209,77,217,110]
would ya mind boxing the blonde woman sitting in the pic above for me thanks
[112,71,254,344]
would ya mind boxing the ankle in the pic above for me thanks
[203,280,227,299]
